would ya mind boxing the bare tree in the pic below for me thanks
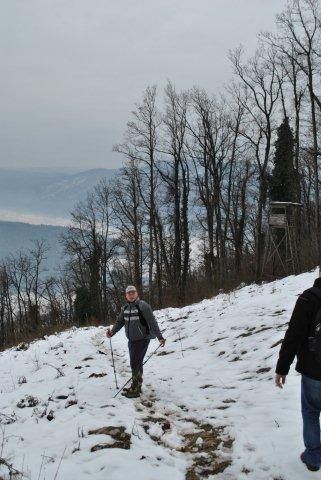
[62,181,117,323]
[269,0,321,261]
[111,161,146,293]
[114,86,163,305]
[157,82,191,302]
[188,87,234,287]
[229,45,281,279]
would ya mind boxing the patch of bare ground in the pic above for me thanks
[88,426,131,451]
[178,420,233,479]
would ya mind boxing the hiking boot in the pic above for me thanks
[121,384,142,396]
[121,384,132,394]
[123,387,140,398]
[300,453,320,472]
[121,387,131,396]
[122,372,142,398]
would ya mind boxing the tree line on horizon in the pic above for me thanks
[1,0,321,349]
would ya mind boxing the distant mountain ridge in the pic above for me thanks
[0,220,66,275]
[0,167,119,225]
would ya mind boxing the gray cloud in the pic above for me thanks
[0,0,284,169]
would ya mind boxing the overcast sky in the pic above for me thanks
[0,0,285,171]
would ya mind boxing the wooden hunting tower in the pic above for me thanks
[262,201,302,278]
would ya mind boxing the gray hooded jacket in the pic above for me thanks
[111,299,163,342]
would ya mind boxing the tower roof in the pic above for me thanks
[269,201,302,207]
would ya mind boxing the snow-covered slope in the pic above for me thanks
[0,269,318,480]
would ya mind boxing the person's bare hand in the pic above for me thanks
[275,374,286,389]
[106,328,113,338]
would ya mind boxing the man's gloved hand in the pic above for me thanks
[159,337,166,347]
[106,328,113,338]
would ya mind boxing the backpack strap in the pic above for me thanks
[305,287,321,338]
[306,288,321,363]
[122,301,150,334]
[135,301,150,334]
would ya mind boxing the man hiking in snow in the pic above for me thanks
[106,285,166,398]
[275,272,321,472]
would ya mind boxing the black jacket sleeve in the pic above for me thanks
[275,294,311,375]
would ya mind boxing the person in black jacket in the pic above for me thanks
[275,276,321,472]
[107,285,166,398]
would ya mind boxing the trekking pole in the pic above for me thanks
[177,328,184,358]
[114,343,162,398]
[109,337,119,389]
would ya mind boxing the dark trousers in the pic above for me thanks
[301,374,321,467]
[128,339,150,378]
